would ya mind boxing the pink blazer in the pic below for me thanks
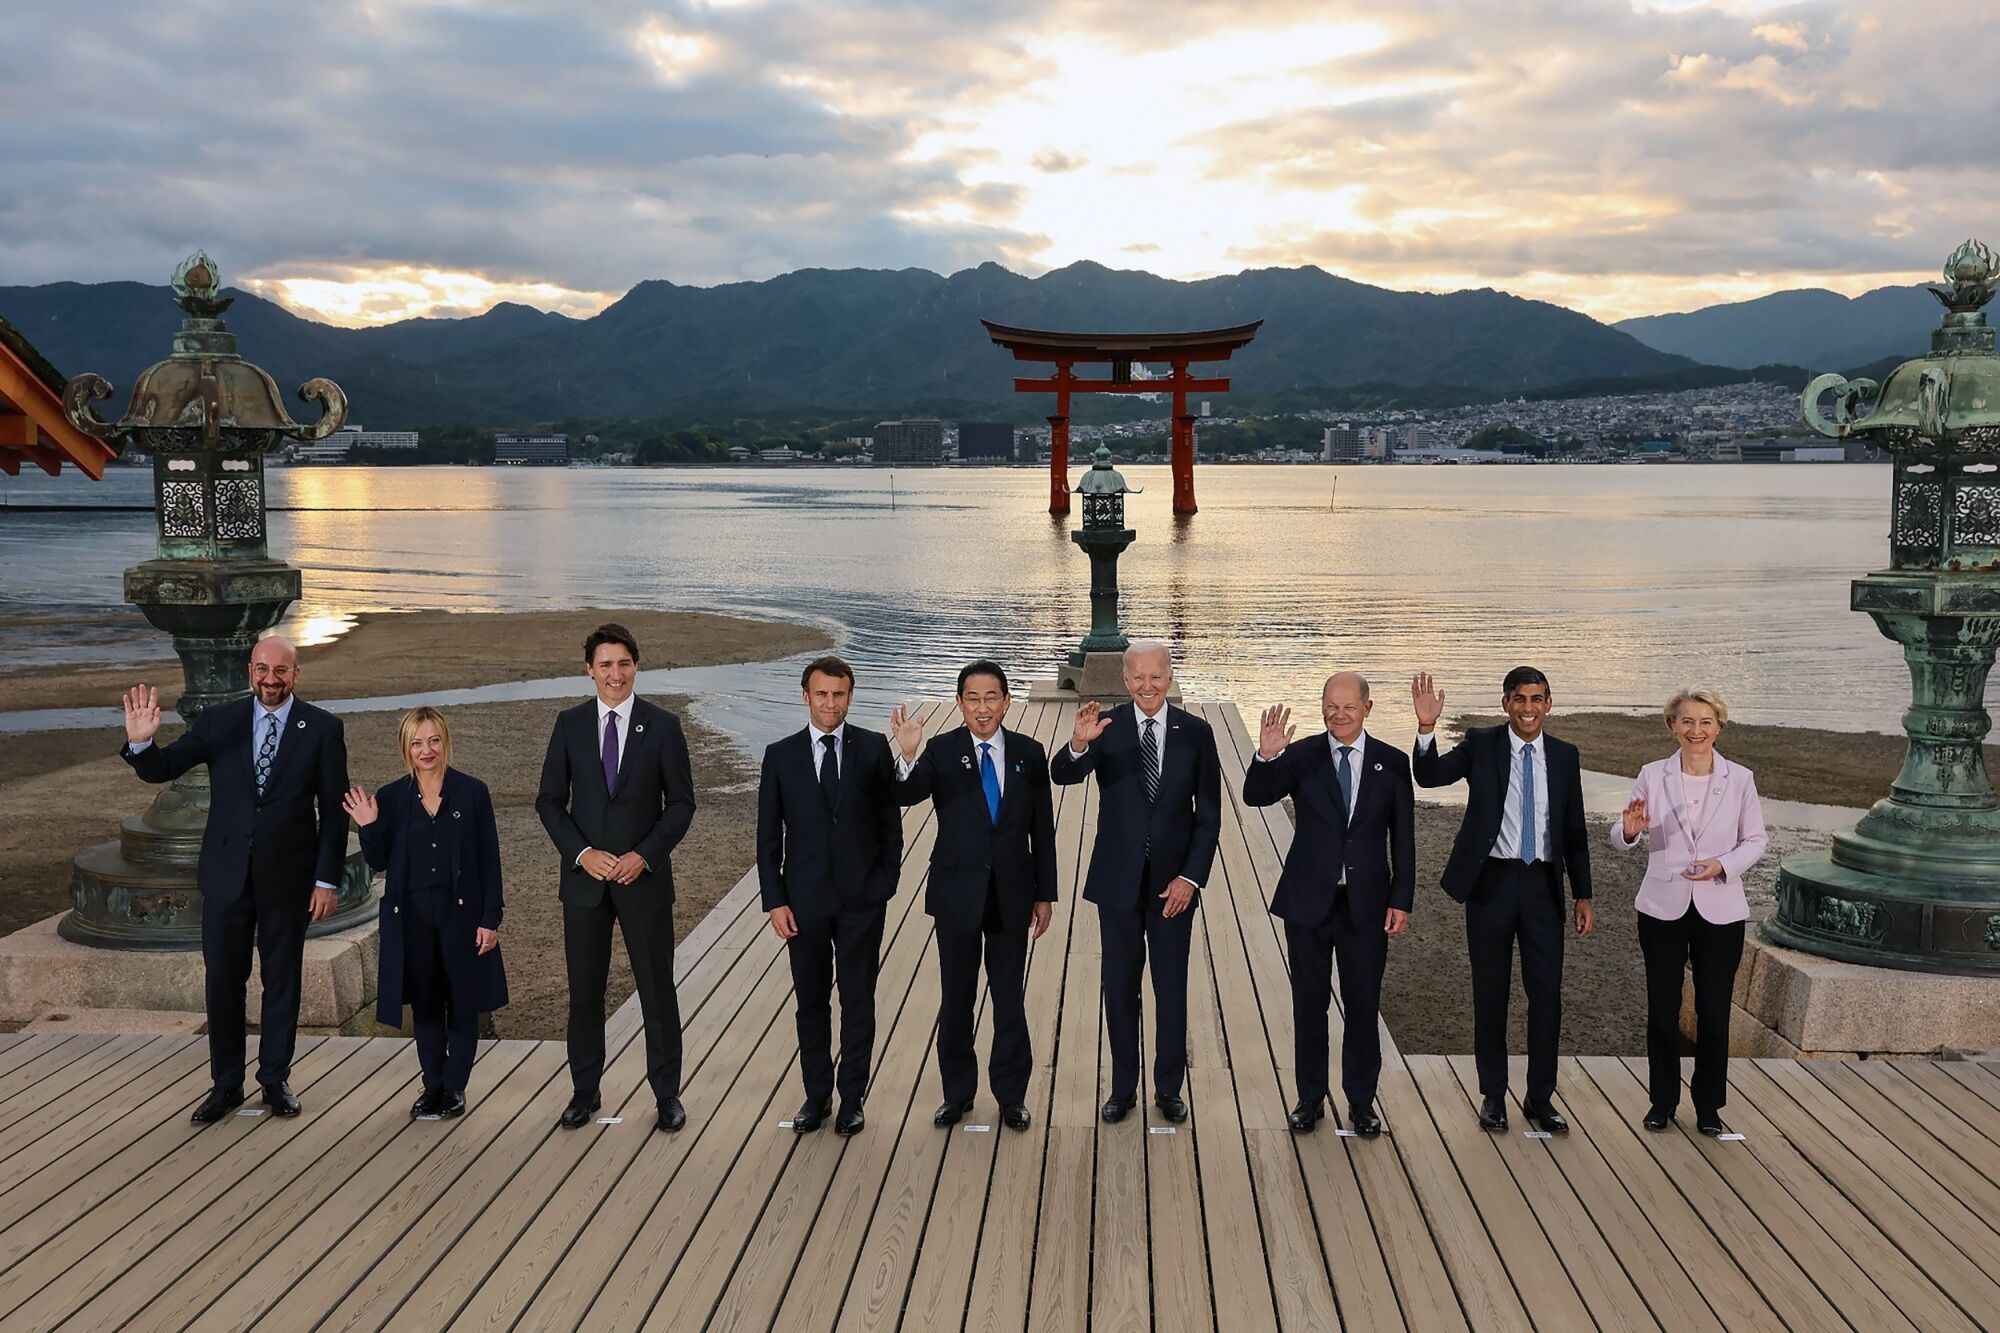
[1611,751,1767,924]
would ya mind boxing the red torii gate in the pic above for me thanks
[983,319,1261,516]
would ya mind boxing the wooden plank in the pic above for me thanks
[1092,994,1150,1331]
[0,1035,205,1185]
[1640,1057,1974,1333]
[0,1035,92,1107]
[0,1034,77,1089]
[0,1037,405,1327]
[1406,1054,1593,1330]
[182,1042,567,1331]
[1574,1057,1853,1333]
[1027,1127,1093,1333]
[1148,1079,1213,1332]
[1826,1061,2000,1200]
[1886,1059,2000,1147]
[1934,1060,2000,1118]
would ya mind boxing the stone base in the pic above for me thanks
[0,897,381,1027]
[23,1007,208,1035]
[1696,929,2000,1059]
[1035,655,1185,702]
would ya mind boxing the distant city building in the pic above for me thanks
[494,433,569,466]
[1323,424,1390,462]
[758,446,800,465]
[726,445,753,463]
[957,422,1016,461]
[873,418,945,465]
[1392,445,1510,464]
[291,424,420,463]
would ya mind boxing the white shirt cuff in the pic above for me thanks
[128,739,153,753]
[1414,732,1436,751]
[314,881,336,892]
[895,754,916,779]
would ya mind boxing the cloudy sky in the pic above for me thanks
[3,0,1993,326]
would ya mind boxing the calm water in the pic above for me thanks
[0,463,1905,742]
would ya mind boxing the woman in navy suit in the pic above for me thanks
[344,706,508,1117]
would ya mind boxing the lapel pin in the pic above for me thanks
[960,755,973,769]
[1373,762,1383,771]
[295,719,306,730]
[452,810,461,819]
[634,723,645,734]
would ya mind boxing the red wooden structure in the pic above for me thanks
[0,315,117,478]
[983,320,1261,515]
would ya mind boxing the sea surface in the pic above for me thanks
[0,462,1911,747]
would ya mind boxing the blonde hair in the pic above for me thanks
[1663,686,1729,729]
[397,705,453,777]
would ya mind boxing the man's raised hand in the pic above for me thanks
[123,685,162,746]
[1072,700,1113,751]
[1257,704,1295,759]
[1411,672,1445,733]
[888,703,925,764]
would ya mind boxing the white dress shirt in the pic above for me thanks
[1415,728,1550,863]
[896,726,1004,792]
[807,720,846,778]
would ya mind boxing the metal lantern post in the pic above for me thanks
[58,252,373,948]
[1056,447,1142,697]
[1772,238,2000,972]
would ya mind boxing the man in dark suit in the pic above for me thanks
[537,623,697,1134]
[758,655,903,1137]
[1411,666,1593,1133]
[120,636,349,1125]
[1243,672,1414,1136]
[888,660,1055,1131]
[1050,640,1220,1124]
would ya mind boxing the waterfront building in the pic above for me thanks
[291,424,420,463]
[957,421,1016,461]
[873,417,945,464]
[494,432,569,465]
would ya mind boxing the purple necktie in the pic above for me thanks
[602,711,620,794]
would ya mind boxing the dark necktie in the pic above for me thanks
[1336,744,1354,813]
[602,711,620,795]
[255,712,278,796]
[1141,717,1160,805]
[819,733,841,805]
[1519,744,1538,864]
[980,742,1001,824]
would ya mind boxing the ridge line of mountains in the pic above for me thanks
[0,259,1932,429]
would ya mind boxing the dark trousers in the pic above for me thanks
[1638,905,1745,1116]
[788,902,887,1105]
[202,868,309,1091]
[406,887,477,1093]
[1100,863,1196,1101]
[564,882,681,1104]
[934,880,1032,1105]
[1286,896,1388,1109]
[1466,858,1565,1105]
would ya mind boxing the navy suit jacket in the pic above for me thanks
[891,726,1056,936]
[1049,703,1221,912]
[535,697,697,908]
[121,695,349,904]
[1413,725,1593,904]
[357,768,509,1023]
[757,725,904,919]
[1242,733,1415,929]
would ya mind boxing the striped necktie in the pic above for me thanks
[1141,718,1160,805]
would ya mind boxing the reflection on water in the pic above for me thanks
[0,463,1912,746]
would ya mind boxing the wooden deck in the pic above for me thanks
[1,700,1997,1331]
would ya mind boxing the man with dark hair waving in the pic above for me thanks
[537,623,697,1134]
[889,661,1056,1132]
[758,656,903,1137]
[1411,667,1593,1134]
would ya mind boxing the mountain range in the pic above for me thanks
[0,262,1717,429]
[1614,283,1943,372]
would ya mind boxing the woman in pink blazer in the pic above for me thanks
[1612,687,1767,1135]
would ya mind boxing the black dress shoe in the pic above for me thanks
[433,1089,466,1119]
[1001,1103,1031,1131]
[558,1093,601,1129]
[1696,1112,1726,1137]
[657,1099,687,1132]
[835,1103,866,1136]
[794,1097,833,1133]
[1643,1106,1674,1132]
[412,1089,441,1118]
[191,1085,245,1125]
[1287,1099,1325,1133]
[934,1098,976,1127]
[1100,1094,1136,1124]
[1154,1093,1189,1123]
[1347,1103,1383,1138]
[1523,1101,1569,1135]
[262,1083,301,1117]
[1478,1095,1508,1132]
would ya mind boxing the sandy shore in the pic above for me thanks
[0,609,830,1040]
[1453,709,1948,810]
[0,607,823,713]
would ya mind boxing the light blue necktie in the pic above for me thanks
[980,741,1001,824]
[255,712,279,795]
[1519,744,1538,864]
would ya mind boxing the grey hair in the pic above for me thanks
[1123,639,1174,670]
[1322,671,1370,701]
